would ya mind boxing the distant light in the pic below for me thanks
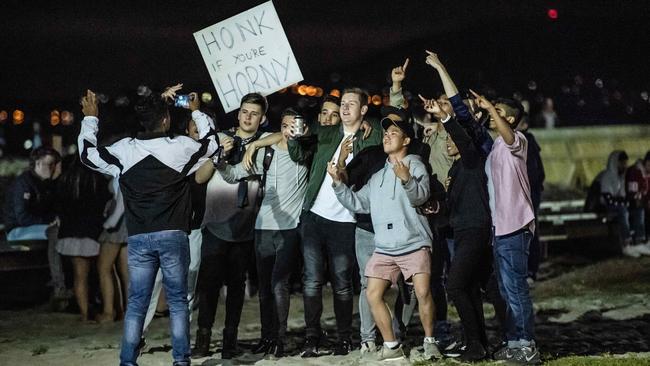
[24,140,33,150]
[115,96,130,107]
[315,87,324,98]
[13,110,25,125]
[547,8,558,20]
[298,85,308,96]
[97,93,109,104]
[371,95,382,106]
[137,85,152,97]
[61,111,74,125]
[50,110,61,126]
[306,86,317,97]
[0,110,7,123]
[201,92,213,103]
[329,89,341,98]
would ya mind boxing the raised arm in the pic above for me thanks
[390,58,409,108]
[470,90,515,145]
[78,90,123,177]
[243,132,282,171]
[329,159,371,214]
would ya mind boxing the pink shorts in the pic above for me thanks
[365,247,431,284]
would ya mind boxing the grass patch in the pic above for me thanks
[533,257,650,301]
[412,354,650,365]
[31,345,48,356]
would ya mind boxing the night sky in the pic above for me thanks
[1,0,649,120]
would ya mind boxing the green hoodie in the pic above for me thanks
[288,121,383,211]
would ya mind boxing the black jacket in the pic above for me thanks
[3,170,57,233]
[444,118,491,231]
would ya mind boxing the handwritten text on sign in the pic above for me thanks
[194,1,303,112]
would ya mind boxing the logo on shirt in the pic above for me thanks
[387,223,393,230]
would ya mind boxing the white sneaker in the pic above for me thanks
[622,245,641,258]
[633,244,650,256]
[360,341,376,358]
[375,344,405,362]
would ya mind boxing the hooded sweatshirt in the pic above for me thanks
[333,154,432,256]
[600,150,627,201]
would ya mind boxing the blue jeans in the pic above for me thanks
[120,230,190,366]
[493,229,535,348]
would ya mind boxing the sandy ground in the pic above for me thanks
[2,257,650,365]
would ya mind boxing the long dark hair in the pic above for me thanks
[58,154,105,202]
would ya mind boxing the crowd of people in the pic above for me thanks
[3,52,650,366]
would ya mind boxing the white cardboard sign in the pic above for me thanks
[194,1,303,112]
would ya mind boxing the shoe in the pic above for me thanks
[252,338,274,354]
[221,330,239,360]
[443,340,466,358]
[360,341,377,358]
[191,328,211,358]
[269,341,284,358]
[458,340,487,362]
[423,338,443,360]
[375,344,405,362]
[493,345,517,361]
[136,337,147,356]
[508,345,541,365]
[333,338,352,356]
[633,244,650,256]
[300,337,320,358]
[622,245,641,258]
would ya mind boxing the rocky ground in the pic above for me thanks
[1,256,649,365]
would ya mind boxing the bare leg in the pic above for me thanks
[366,278,393,341]
[412,273,434,337]
[97,243,121,321]
[72,256,91,321]
[117,244,129,313]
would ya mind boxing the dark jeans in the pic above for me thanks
[120,230,190,366]
[447,227,492,346]
[196,229,252,337]
[255,229,300,340]
[493,228,535,347]
[301,211,356,340]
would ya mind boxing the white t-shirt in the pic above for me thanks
[310,132,356,223]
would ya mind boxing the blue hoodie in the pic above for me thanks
[333,154,432,256]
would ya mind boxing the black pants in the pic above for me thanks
[196,229,252,336]
[301,211,356,340]
[255,229,300,340]
[447,227,492,346]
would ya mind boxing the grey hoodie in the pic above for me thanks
[600,150,627,198]
[333,154,432,256]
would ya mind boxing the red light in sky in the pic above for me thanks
[547,8,558,20]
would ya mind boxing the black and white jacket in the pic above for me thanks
[78,110,219,236]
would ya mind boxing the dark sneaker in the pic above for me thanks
[333,338,353,356]
[252,338,274,354]
[191,328,211,358]
[136,337,147,356]
[270,341,284,358]
[508,345,541,365]
[493,345,517,361]
[300,337,320,358]
[458,340,487,362]
[442,340,466,358]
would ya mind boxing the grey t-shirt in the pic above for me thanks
[218,144,308,231]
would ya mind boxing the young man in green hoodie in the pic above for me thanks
[288,88,383,356]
